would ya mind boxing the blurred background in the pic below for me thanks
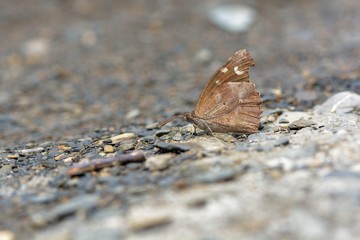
[0,0,359,147]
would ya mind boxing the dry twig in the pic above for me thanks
[67,150,146,176]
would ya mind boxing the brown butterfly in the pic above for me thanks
[157,49,262,134]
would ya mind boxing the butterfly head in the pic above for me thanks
[182,112,209,131]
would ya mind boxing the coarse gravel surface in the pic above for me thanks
[1,0,360,239]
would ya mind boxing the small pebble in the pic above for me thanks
[155,142,190,153]
[57,145,72,152]
[16,147,45,154]
[99,133,136,145]
[187,136,228,154]
[145,153,174,171]
[194,168,236,183]
[63,156,75,163]
[0,231,15,240]
[39,141,53,148]
[278,118,290,124]
[273,136,290,147]
[6,154,19,159]
[125,109,141,120]
[119,141,135,151]
[289,118,315,130]
[247,132,269,142]
[31,195,99,227]
[22,37,50,63]
[172,133,182,141]
[54,153,66,161]
[126,163,143,170]
[180,188,211,207]
[0,165,12,176]
[143,135,156,143]
[127,206,172,231]
[22,193,58,204]
[104,145,115,153]
[194,48,213,64]
[155,128,171,137]
[267,115,277,122]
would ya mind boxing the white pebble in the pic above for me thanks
[208,4,256,33]
[22,38,50,58]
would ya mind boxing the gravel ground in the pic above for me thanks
[0,0,360,239]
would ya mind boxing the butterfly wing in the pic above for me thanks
[204,82,261,133]
[194,49,256,116]
[192,49,261,133]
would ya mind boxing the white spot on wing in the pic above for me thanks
[233,66,245,75]
[221,67,228,73]
[215,80,220,85]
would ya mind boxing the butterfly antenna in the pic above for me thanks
[156,113,185,128]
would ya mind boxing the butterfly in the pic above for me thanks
[157,49,262,134]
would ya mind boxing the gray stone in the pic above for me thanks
[127,205,172,231]
[314,91,360,114]
[145,153,174,171]
[154,142,190,153]
[277,111,313,125]
[193,168,236,183]
[325,171,360,179]
[31,195,100,227]
[172,133,182,141]
[155,128,171,137]
[186,136,231,154]
[273,136,290,147]
[0,165,12,176]
[288,118,316,130]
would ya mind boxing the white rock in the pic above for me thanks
[208,4,256,33]
[314,91,360,114]
[22,38,50,59]
[194,48,213,64]
[125,108,141,120]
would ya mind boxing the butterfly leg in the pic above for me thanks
[203,121,215,137]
